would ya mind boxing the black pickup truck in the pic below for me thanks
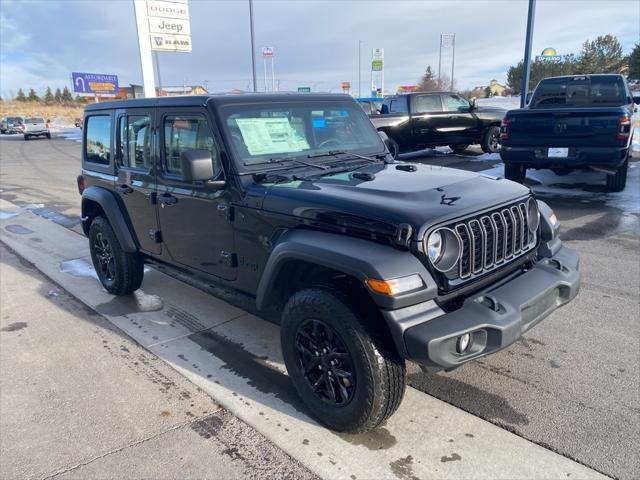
[370,92,505,157]
[500,74,636,192]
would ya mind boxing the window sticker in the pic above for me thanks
[235,117,310,156]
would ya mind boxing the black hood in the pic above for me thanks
[256,163,530,239]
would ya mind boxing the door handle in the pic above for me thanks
[158,193,178,206]
[116,184,133,194]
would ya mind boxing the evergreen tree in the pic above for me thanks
[27,88,39,102]
[61,86,73,103]
[15,88,26,102]
[417,66,439,91]
[484,86,492,98]
[44,86,54,104]
[628,43,640,80]
[54,88,62,103]
[577,35,624,74]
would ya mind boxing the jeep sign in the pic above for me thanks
[146,0,192,52]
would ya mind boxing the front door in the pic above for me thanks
[440,94,478,145]
[409,93,446,147]
[114,108,161,254]
[155,108,236,281]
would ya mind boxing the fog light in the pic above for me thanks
[456,333,472,353]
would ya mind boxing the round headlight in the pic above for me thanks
[424,228,461,272]
[427,231,443,263]
[526,198,540,233]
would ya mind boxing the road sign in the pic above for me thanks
[72,72,119,95]
[146,0,192,52]
[297,87,311,93]
[262,47,274,58]
[371,48,384,71]
[341,82,351,89]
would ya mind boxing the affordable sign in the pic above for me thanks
[72,72,119,96]
[146,0,192,52]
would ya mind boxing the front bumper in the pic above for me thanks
[383,245,580,372]
[500,145,629,169]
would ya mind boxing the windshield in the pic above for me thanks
[26,117,44,123]
[7,117,23,123]
[530,76,627,108]
[220,101,385,168]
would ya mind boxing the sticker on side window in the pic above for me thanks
[235,117,309,156]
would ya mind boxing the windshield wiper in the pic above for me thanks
[244,156,329,170]
[307,150,387,163]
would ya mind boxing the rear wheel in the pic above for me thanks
[281,288,406,432]
[606,159,628,192]
[386,136,399,159]
[89,216,144,295]
[449,144,470,155]
[504,163,527,183]
[481,126,501,153]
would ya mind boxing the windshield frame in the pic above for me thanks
[217,99,387,173]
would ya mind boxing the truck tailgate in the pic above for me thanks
[506,108,624,148]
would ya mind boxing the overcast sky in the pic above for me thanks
[1,0,638,98]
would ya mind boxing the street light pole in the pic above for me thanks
[358,40,362,98]
[248,0,257,92]
[521,0,536,108]
[438,34,442,85]
[450,34,456,91]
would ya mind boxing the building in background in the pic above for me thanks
[159,85,209,96]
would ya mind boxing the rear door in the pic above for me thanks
[114,108,161,254]
[440,94,478,144]
[155,108,236,281]
[409,93,446,146]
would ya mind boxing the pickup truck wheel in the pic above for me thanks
[89,216,144,295]
[605,159,628,192]
[504,163,527,183]
[481,126,501,153]
[386,137,399,159]
[449,144,470,155]
[281,288,406,432]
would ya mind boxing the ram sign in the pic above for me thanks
[72,72,119,96]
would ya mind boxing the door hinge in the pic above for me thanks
[149,229,162,243]
[217,203,234,222]
[220,251,238,268]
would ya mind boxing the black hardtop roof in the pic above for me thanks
[84,92,353,112]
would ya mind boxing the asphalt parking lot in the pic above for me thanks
[0,131,638,479]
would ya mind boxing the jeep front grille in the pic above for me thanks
[452,200,535,280]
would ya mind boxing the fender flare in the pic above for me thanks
[256,229,437,311]
[81,186,138,253]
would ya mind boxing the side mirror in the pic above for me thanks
[470,97,478,110]
[525,92,532,105]
[180,149,215,182]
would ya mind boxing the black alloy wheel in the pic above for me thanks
[93,232,116,282]
[295,319,356,406]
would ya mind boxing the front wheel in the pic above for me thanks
[449,144,470,155]
[606,159,628,192]
[386,136,399,159]
[481,126,501,153]
[89,216,144,295]
[504,163,527,183]
[281,288,406,432]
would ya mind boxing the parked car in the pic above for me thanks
[500,74,636,192]
[356,97,383,115]
[0,116,25,134]
[78,94,579,432]
[23,117,51,140]
[370,92,505,157]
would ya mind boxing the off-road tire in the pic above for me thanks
[481,126,501,153]
[605,159,628,192]
[88,216,143,295]
[281,288,406,432]
[504,163,527,184]
[449,144,470,155]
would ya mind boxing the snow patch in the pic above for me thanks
[59,258,98,279]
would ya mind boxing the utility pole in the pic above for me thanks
[521,0,536,107]
[450,34,456,91]
[248,0,257,92]
[358,40,362,98]
[438,34,442,85]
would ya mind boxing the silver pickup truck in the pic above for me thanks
[23,117,51,141]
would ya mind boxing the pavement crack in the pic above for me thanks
[40,409,223,480]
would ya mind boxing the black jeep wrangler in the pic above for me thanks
[78,94,580,432]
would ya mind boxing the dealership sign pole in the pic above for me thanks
[134,0,156,98]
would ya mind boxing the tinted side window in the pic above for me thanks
[413,95,443,113]
[442,94,471,112]
[85,115,111,165]
[118,115,152,170]
[163,115,220,177]
[389,97,408,113]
